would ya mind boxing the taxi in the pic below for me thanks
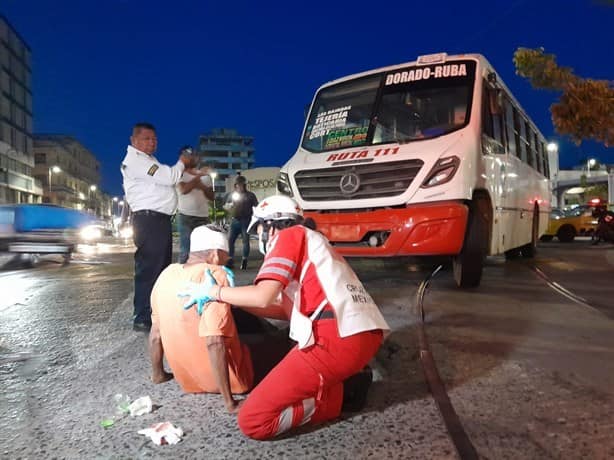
[540,200,601,242]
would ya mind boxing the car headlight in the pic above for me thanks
[277,172,294,197]
[81,225,102,241]
[119,225,133,239]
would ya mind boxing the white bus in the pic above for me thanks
[277,53,551,288]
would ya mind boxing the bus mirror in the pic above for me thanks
[489,89,503,116]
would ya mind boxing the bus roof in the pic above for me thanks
[313,53,548,143]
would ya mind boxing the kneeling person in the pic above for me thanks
[149,224,253,413]
[181,196,390,439]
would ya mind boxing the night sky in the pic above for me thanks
[2,0,613,196]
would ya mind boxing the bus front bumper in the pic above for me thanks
[305,201,468,257]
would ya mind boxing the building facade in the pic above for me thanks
[32,134,111,217]
[0,16,41,204]
[197,128,256,191]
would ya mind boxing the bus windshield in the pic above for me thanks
[302,60,476,153]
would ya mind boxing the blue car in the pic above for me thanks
[0,204,98,264]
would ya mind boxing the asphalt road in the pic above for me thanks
[1,239,613,459]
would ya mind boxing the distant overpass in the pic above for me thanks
[552,172,614,207]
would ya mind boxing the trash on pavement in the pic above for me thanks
[129,396,153,416]
[100,393,131,429]
[138,422,184,445]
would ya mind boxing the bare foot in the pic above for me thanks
[151,371,173,384]
[226,398,245,414]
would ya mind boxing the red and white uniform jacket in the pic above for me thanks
[255,225,390,348]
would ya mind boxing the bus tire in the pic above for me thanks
[557,225,576,243]
[453,200,487,288]
[520,206,539,258]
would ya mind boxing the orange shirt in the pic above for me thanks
[151,263,253,394]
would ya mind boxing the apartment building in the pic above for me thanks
[32,134,109,216]
[0,16,41,204]
[197,128,256,192]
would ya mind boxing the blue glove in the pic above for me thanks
[221,266,235,287]
[178,269,218,315]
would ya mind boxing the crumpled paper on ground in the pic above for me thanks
[128,396,152,416]
[138,422,183,445]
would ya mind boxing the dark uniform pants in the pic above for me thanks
[132,211,172,325]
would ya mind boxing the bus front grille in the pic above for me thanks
[294,159,423,202]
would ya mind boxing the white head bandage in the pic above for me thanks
[190,225,229,253]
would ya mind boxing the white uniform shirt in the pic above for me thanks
[121,145,185,215]
[177,172,212,217]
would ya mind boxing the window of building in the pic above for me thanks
[35,153,46,164]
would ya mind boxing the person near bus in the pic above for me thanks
[179,195,390,440]
[150,224,253,413]
[223,174,258,270]
[176,145,214,264]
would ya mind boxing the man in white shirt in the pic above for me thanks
[121,122,195,332]
[176,145,215,263]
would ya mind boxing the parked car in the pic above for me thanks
[541,203,600,242]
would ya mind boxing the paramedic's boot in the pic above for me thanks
[341,366,373,413]
[240,258,248,270]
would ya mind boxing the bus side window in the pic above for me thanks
[514,109,527,163]
[525,121,536,168]
[504,100,516,157]
[482,82,506,153]
[534,131,543,174]
[542,141,550,177]
[481,81,494,139]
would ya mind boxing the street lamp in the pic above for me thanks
[89,185,97,215]
[209,171,218,223]
[546,142,558,154]
[48,166,61,202]
[587,158,597,177]
[112,196,119,216]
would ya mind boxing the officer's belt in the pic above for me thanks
[132,210,171,218]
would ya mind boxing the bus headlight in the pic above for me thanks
[277,172,294,197]
[421,156,460,188]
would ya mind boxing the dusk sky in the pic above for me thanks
[2,0,613,196]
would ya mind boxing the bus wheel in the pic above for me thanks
[557,225,576,243]
[453,201,487,288]
[520,206,539,258]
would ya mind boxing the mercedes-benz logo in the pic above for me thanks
[339,172,360,195]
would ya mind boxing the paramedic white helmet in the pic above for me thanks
[247,195,304,232]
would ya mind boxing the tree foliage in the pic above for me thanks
[513,47,614,146]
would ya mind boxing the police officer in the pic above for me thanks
[121,122,195,332]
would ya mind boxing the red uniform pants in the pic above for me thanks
[237,319,383,440]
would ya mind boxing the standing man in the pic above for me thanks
[149,225,253,413]
[121,122,195,332]
[224,174,258,270]
[176,145,214,263]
